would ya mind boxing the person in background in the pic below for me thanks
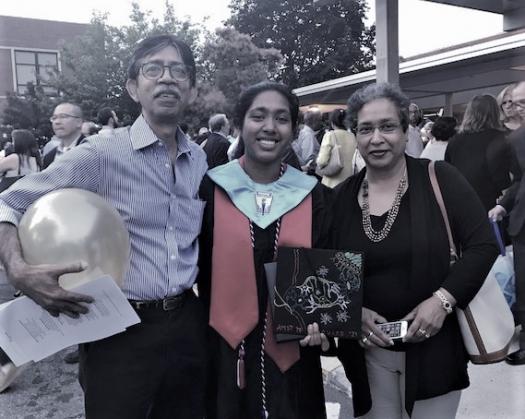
[0,129,41,188]
[497,84,521,132]
[96,107,120,137]
[316,108,357,188]
[445,94,518,211]
[420,121,434,145]
[198,81,330,419]
[0,129,41,392]
[489,80,525,365]
[202,113,231,169]
[406,103,424,157]
[420,117,457,162]
[293,107,322,170]
[44,102,84,169]
[332,82,497,419]
[81,121,100,137]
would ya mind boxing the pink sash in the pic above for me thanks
[209,187,312,372]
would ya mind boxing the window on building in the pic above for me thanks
[14,50,59,95]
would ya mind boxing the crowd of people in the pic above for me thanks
[0,33,524,419]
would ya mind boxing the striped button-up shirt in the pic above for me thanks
[0,115,208,300]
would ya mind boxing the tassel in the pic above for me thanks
[236,347,246,389]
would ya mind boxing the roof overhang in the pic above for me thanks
[294,30,525,110]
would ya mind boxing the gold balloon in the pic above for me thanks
[18,189,130,289]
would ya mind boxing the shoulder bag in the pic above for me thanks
[316,131,344,177]
[428,161,515,364]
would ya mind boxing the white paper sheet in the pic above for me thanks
[0,275,140,366]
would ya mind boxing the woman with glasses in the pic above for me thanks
[445,94,520,212]
[198,81,330,419]
[331,83,497,418]
[497,84,522,132]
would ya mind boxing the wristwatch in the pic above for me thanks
[433,290,453,314]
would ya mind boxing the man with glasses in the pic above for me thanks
[0,35,208,418]
[490,80,525,365]
[43,102,84,169]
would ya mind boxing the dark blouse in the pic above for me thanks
[348,192,413,321]
[331,157,498,417]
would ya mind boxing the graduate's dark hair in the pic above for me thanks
[234,81,300,131]
[127,34,196,87]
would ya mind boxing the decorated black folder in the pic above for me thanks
[270,247,363,341]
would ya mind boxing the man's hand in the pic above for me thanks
[0,223,93,318]
[9,261,93,318]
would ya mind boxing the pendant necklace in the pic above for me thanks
[253,163,285,216]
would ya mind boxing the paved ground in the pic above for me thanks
[2,269,525,418]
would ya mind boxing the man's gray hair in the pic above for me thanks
[209,114,228,132]
[346,83,410,133]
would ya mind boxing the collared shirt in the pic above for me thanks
[293,125,320,166]
[0,115,208,300]
[54,134,83,160]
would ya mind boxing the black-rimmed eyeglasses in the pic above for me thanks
[140,61,190,82]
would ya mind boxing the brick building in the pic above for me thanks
[0,15,88,115]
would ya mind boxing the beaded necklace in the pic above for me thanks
[361,167,407,243]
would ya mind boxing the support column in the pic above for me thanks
[375,0,399,85]
[444,93,453,116]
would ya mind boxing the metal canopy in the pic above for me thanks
[423,0,522,14]
[294,29,525,111]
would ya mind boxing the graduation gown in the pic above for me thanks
[197,162,331,419]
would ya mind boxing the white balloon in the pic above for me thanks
[18,189,130,289]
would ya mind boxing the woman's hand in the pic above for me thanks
[488,205,507,222]
[359,307,394,349]
[300,322,330,352]
[401,296,447,343]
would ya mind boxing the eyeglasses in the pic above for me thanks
[140,61,190,81]
[501,100,513,107]
[355,122,402,137]
[50,113,81,122]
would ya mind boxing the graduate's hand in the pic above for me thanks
[300,322,330,352]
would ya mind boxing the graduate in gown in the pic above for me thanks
[198,82,331,419]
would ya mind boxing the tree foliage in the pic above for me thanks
[2,1,375,135]
[2,83,55,138]
[53,2,206,124]
[187,27,282,127]
[228,0,375,88]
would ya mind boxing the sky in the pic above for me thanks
[0,0,502,57]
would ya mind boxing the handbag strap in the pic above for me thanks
[490,219,506,256]
[428,161,458,262]
[17,154,22,176]
[331,130,340,147]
